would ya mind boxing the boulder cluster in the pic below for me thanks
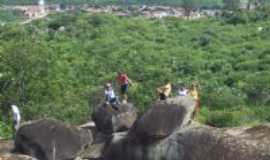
[1,96,270,160]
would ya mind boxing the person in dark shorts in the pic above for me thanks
[117,72,132,103]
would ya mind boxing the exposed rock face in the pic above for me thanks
[14,119,92,160]
[10,97,270,160]
[92,103,137,135]
[0,140,14,154]
[104,123,270,160]
[130,96,195,140]
[79,131,109,160]
[0,153,38,160]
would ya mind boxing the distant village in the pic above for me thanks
[0,0,259,21]
[0,4,219,20]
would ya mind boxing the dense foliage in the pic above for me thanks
[1,6,270,138]
[0,10,26,23]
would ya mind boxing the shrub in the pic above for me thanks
[0,121,12,139]
[202,86,245,109]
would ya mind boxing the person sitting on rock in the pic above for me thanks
[189,83,200,118]
[156,80,172,100]
[104,83,119,110]
[117,71,132,104]
[177,86,189,97]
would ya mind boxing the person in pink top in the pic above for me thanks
[117,72,132,103]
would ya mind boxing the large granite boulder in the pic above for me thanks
[92,103,137,135]
[130,96,195,139]
[14,119,92,160]
[103,123,270,160]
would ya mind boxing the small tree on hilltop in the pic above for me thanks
[182,0,198,17]
[247,0,267,10]
[223,0,241,10]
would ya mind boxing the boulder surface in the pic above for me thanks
[15,119,92,160]
[0,153,37,160]
[104,123,270,160]
[92,103,137,134]
[130,96,196,139]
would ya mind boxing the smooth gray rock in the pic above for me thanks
[92,103,137,135]
[104,123,270,160]
[14,119,92,160]
[130,96,196,140]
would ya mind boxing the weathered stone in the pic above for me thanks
[130,96,196,140]
[92,103,137,134]
[14,119,92,160]
[79,143,105,160]
[0,153,38,160]
[104,123,270,160]
[0,140,14,154]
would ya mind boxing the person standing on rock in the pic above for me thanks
[10,104,21,138]
[117,72,132,104]
[104,83,119,110]
[189,83,200,119]
[156,80,172,100]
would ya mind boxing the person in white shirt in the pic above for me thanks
[11,104,21,132]
[104,83,119,110]
[177,86,189,97]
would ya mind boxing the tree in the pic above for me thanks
[247,0,266,10]
[223,0,241,10]
[182,0,198,17]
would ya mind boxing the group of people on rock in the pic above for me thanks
[8,71,200,138]
[104,71,200,117]
[104,72,132,109]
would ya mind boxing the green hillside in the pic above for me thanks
[1,6,270,138]
[0,10,26,23]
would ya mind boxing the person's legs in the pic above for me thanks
[121,84,128,103]
[160,93,166,100]
[110,98,119,110]
[12,120,17,140]
[192,100,200,119]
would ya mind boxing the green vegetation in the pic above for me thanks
[0,10,26,23]
[1,6,270,138]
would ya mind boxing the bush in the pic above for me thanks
[205,108,257,127]
[202,86,245,109]
[243,72,270,105]
[0,121,12,139]
[221,11,249,25]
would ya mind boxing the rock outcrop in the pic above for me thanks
[101,97,270,160]
[103,123,270,160]
[130,96,195,140]
[0,140,37,160]
[0,140,14,154]
[14,119,92,160]
[0,153,38,160]
[9,97,270,160]
[92,103,137,135]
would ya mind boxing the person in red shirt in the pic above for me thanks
[117,72,132,103]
